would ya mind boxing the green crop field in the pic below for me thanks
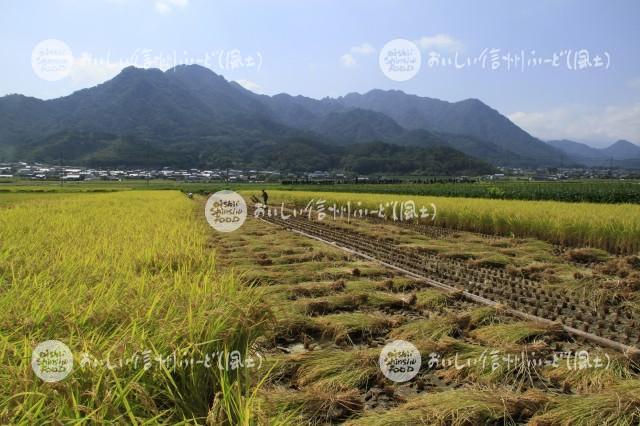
[273,181,640,204]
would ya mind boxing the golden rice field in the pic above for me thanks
[0,191,275,424]
[262,190,640,254]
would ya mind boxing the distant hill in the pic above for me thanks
[546,139,640,167]
[331,90,563,164]
[547,139,606,160]
[0,64,576,170]
[256,89,564,166]
[601,140,640,160]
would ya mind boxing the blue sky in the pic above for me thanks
[1,0,638,146]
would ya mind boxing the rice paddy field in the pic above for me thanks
[0,191,273,424]
[263,190,640,254]
[2,185,640,424]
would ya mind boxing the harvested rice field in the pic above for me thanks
[209,199,640,425]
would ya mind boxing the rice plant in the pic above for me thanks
[0,191,269,424]
[263,190,640,254]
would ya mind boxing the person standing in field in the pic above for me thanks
[261,189,269,206]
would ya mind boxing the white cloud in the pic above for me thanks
[508,103,640,146]
[234,79,262,93]
[339,42,375,68]
[416,34,464,52]
[350,43,375,55]
[155,0,188,14]
[340,53,357,68]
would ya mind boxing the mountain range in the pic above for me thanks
[547,139,640,168]
[0,64,636,173]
